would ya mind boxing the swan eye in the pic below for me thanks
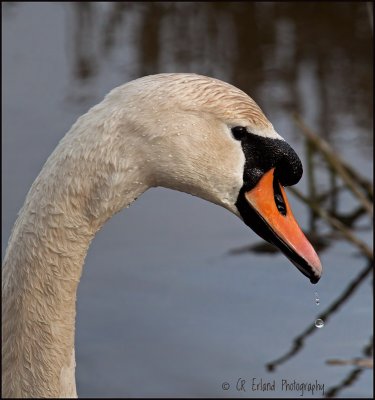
[231,126,247,141]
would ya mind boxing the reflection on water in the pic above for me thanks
[325,335,373,398]
[2,2,373,398]
[65,2,372,147]
[266,262,372,390]
[71,3,98,81]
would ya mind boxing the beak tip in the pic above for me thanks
[291,257,322,284]
[309,257,323,284]
[310,274,321,284]
[309,260,322,284]
[300,245,322,284]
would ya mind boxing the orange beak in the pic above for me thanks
[241,168,322,283]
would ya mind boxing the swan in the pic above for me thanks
[2,73,322,398]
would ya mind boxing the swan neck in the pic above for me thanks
[2,111,149,397]
[2,195,92,397]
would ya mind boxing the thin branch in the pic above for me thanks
[266,262,373,372]
[293,114,373,216]
[288,187,373,260]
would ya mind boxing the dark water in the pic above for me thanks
[2,2,373,397]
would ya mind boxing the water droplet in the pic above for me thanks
[314,291,320,306]
[315,319,324,328]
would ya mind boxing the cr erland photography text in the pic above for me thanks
[221,377,325,396]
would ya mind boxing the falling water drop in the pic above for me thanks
[315,291,320,306]
[315,319,324,328]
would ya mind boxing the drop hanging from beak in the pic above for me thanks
[243,168,322,283]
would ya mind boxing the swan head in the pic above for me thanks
[112,73,322,283]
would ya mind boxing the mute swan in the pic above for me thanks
[2,73,322,398]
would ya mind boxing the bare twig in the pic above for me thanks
[288,187,373,260]
[266,262,373,373]
[325,335,373,397]
[293,114,373,216]
[306,139,318,233]
[342,161,373,199]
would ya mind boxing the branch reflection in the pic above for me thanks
[266,261,372,372]
[325,336,373,398]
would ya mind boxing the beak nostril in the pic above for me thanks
[273,175,287,216]
[275,194,286,215]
